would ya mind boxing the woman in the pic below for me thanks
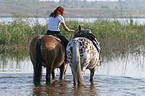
[46,6,74,48]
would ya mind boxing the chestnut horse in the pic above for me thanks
[29,35,67,84]
[66,26,100,86]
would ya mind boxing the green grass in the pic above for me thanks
[0,16,144,58]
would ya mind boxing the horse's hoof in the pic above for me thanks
[90,79,94,82]
[34,82,41,85]
[46,80,51,84]
[79,83,85,86]
[52,77,56,80]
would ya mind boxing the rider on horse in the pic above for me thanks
[46,6,74,48]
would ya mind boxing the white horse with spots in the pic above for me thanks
[66,26,100,86]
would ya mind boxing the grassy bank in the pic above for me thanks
[0,17,144,58]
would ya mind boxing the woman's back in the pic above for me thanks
[48,15,64,31]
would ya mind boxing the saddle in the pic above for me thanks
[45,30,67,48]
[74,29,100,52]
[45,30,60,39]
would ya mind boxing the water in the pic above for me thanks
[1,17,145,25]
[0,74,145,96]
[1,52,144,78]
[0,52,145,96]
[1,74,145,96]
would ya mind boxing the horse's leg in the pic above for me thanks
[72,71,78,86]
[46,64,53,83]
[89,67,97,82]
[46,67,50,83]
[52,69,56,79]
[33,63,42,85]
[59,62,67,80]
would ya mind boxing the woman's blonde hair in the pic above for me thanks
[49,6,64,18]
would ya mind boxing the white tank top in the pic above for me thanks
[48,15,65,31]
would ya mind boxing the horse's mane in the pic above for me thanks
[74,29,92,38]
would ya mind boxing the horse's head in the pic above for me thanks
[78,25,92,33]
[74,25,92,38]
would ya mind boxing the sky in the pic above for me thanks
[87,0,118,1]
[40,0,119,2]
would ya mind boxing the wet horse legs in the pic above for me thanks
[46,67,51,83]
[52,69,56,79]
[59,62,67,80]
[89,67,97,82]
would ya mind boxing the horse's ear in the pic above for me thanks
[78,25,81,31]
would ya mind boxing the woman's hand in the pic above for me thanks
[69,29,75,33]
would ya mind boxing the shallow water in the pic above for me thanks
[0,51,145,96]
[0,74,145,96]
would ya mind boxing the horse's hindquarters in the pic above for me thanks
[66,37,99,86]
[29,35,44,65]
[40,35,65,68]
[67,37,99,69]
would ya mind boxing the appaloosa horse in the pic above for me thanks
[66,26,100,86]
[29,35,67,84]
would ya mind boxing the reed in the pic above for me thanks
[0,17,144,58]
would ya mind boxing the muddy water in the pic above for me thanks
[0,52,145,96]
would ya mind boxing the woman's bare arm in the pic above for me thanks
[61,23,74,32]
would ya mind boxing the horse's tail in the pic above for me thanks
[34,39,42,84]
[72,42,84,86]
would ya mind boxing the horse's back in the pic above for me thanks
[41,35,61,51]
[67,37,99,70]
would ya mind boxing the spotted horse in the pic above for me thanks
[66,26,100,86]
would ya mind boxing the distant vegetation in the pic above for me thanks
[1,0,145,17]
[0,0,145,58]
[0,15,144,58]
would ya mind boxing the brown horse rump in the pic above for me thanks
[36,35,64,67]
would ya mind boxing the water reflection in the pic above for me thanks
[72,83,99,96]
[32,80,70,96]
[95,52,145,78]
[32,80,99,96]
[0,54,33,73]
[0,51,145,78]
